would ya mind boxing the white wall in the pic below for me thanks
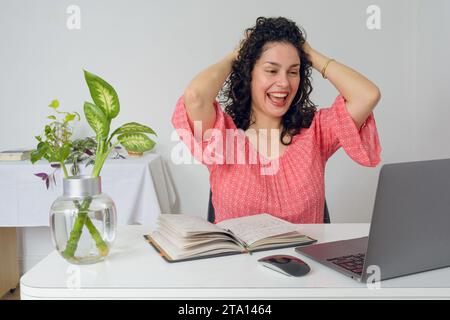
[1,0,449,273]
[414,1,450,159]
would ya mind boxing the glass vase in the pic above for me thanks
[50,175,117,264]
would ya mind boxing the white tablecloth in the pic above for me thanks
[0,153,176,227]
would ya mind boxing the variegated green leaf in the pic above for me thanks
[117,133,155,153]
[83,102,109,138]
[110,122,157,138]
[84,70,120,120]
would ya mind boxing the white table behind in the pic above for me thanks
[20,223,450,299]
[0,153,176,227]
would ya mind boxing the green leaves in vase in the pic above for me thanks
[30,99,80,178]
[84,70,120,120]
[31,70,157,262]
[82,70,157,177]
[111,122,157,153]
[83,102,110,139]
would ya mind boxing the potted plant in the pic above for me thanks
[31,70,157,264]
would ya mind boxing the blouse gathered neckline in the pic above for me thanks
[242,130,298,163]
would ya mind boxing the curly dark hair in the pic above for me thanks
[223,16,317,145]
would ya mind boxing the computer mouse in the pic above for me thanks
[258,254,311,277]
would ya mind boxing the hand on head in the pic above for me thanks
[302,40,312,55]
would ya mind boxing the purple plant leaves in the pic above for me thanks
[84,149,93,156]
[51,163,61,168]
[34,172,50,189]
[34,171,58,190]
[34,172,48,180]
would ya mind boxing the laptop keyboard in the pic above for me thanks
[326,253,365,276]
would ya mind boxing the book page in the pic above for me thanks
[158,213,225,237]
[216,213,302,246]
[158,224,240,249]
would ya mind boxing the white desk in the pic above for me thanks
[20,223,450,299]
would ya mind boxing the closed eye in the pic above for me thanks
[265,69,299,75]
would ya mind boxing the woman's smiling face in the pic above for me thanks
[250,41,301,121]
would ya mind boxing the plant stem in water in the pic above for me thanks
[62,198,92,259]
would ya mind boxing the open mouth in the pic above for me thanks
[267,93,288,107]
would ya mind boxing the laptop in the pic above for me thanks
[295,158,450,283]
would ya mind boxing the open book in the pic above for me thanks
[144,213,317,263]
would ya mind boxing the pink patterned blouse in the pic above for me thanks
[172,94,382,224]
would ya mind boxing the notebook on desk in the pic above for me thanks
[144,213,317,263]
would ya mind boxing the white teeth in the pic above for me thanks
[269,93,288,98]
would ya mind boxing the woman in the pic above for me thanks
[172,17,381,224]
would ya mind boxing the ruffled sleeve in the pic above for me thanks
[171,95,238,167]
[313,94,382,166]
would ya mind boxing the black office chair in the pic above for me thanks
[207,190,331,223]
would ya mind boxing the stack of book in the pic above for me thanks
[0,149,33,161]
